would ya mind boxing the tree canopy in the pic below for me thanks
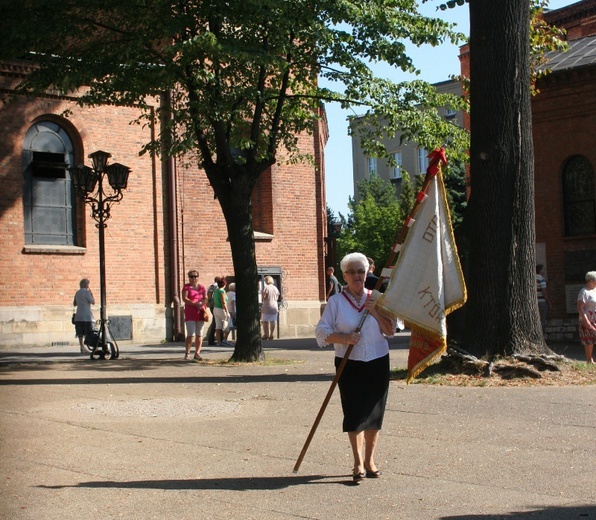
[1,0,471,360]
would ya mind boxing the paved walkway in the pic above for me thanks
[0,335,594,519]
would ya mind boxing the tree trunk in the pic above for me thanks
[464,0,549,359]
[209,164,265,362]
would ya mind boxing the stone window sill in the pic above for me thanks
[22,245,87,255]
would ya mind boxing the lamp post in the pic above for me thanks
[69,150,131,360]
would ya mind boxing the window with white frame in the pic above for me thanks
[391,151,402,179]
[417,148,429,174]
[367,157,377,176]
[444,107,457,119]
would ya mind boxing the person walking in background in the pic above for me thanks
[206,277,218,345]
[326,267,341,300]
[182,269,208,360]
[536,264,552,333]
[73,278,95,354]
[213,276,232,346]
[226,282,237,340]
[365,257,380,291]
[315,253,396,482]
[577,271,596,364]
[261,276,280,340]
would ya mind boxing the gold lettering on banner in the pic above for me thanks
[422,215,438,243]
[417,285,445,324]
[410,335,435,353]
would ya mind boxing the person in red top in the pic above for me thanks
[182,269,208,360]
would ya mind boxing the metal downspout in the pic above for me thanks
[162,91,183,340]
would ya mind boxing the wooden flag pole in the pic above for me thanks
[292,149,447,474]
[292,310,368,473]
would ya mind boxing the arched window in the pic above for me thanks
[562,155,596,237]
[23,121,76,245]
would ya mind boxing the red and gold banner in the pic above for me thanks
[376,149,466,382]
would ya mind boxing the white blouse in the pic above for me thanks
[315,291,393,362]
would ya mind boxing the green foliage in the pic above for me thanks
[338,174,407,275]
[529,1,569,94]
[338,161,467,278]
[398,169,417,222]
[443,159,467,231]
[0,0,469,170]
[349,81,470,165]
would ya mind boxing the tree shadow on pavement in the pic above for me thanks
[0,371,335,386]
[440,505,596,520]
[39,474,357,490]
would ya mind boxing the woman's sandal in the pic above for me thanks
[365,469,382,478]
[194,354,203,361]
[352,471,366,482]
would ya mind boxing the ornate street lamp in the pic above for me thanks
[69,151,131,360]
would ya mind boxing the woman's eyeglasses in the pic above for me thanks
[189,275,198,278]
[343,269,366,276]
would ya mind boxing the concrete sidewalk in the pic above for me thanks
[0,335,594,519]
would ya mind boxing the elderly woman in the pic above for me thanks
[315,252,396,482]
[73,278,96,354]
[578,271,596,364]
[261,275,280,340]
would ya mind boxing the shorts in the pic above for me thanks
[75,321,95,338]
[185,320,205,338]
[213,307,228,330]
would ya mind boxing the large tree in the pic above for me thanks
[464,0,546,358]
[1,0,467,360]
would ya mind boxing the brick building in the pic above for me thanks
[459,0,596,340]
[0,64,329,347]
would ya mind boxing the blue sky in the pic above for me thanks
[324,0,578,217]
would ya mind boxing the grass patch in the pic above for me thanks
[391,357,596,387]
[198,357,303,367]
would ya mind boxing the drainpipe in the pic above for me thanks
[162,91,183,340]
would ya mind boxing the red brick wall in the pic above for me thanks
[458,2,596,325]
[176,130,326,302]
[0,60,328,344]
[0,86,164,308]
[532,68,596,318]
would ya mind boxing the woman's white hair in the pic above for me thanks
[340,252,369,273]
[586,271,596,282]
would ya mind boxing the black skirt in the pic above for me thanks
[334,354,390,432]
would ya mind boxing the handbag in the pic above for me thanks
[198,306,210,322]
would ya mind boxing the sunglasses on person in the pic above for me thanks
[189,275,198,278]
